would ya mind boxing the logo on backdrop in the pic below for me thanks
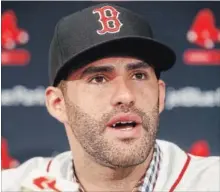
[1,10,31,66]
[165,87,220,110]
[183,9,220,65]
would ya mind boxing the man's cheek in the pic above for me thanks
[138,92,158,107]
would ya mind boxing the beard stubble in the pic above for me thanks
[64,96,159,168]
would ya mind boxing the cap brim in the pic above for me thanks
[53,36,176,86]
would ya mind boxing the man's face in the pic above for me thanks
[47,57,165,168]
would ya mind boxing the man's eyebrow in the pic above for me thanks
[79,61,150,78]
[80,66,114,78]
[126,61,150,71]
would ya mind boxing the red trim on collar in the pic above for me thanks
[46,160,52,172]
[169,154,191,192]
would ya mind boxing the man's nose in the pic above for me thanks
[110,77,136,108]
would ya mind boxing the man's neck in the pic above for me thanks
[72,148,154,192]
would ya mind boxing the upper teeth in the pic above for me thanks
[112,121,134,128]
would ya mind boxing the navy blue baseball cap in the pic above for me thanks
[49,3,176,86]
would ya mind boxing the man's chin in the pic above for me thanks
[99,142,148,168]
[103,154,147,168]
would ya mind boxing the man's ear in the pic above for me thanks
[158,80,166,114]
[45,86,68,123]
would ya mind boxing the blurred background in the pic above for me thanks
[1,1,220,169]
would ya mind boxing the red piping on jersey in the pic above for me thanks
[169,154,191,192]
[46,160,52,172]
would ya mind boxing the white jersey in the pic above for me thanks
[2,140,220,191]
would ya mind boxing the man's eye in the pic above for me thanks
[89,76,107,84]
[132,73,147,80]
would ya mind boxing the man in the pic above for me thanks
[2,3,220,192]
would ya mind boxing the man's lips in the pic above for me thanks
[106,113,142,128]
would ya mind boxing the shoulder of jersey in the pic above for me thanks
[1,151,71,191]
[157,139,220,191]
[187,154,220,190]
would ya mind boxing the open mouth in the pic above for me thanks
[106,114,142,138]
[106,113,142,132]
[110,121,137,130]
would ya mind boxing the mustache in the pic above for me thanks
[100,105,146,126]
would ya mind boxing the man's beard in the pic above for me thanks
[65,98,159,168]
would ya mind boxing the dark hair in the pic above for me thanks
[155,70,161,79]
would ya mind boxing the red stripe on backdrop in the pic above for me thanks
[1,49,31,66]
[183,49,220,65]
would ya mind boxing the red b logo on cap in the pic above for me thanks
[93,6,123,35]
